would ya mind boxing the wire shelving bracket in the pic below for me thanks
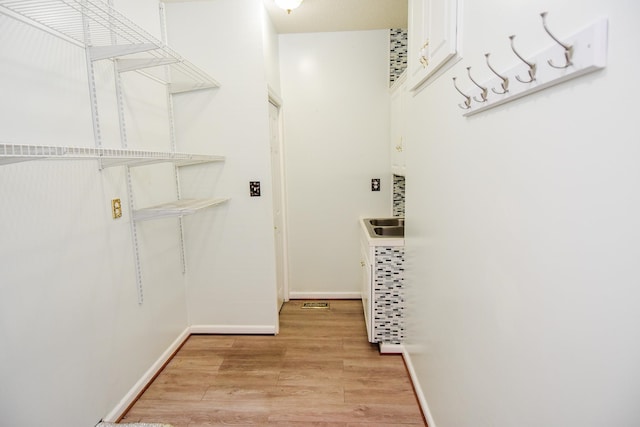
[0,143,225,167]
[0,0,228,304]
[0,0,220,93]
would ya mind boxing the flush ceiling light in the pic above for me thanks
[275,0,303,14]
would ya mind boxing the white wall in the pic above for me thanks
[164,0,279,328]
[279,30,391,296]
[262,4,282,95]
[0,1,190,425]
[404,1,640,426]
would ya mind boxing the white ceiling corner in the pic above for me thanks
[263,0,408,34]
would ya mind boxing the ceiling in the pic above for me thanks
[262,0,408,34]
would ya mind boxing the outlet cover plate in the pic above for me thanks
[111,198,122,219]
[371,178,381,192]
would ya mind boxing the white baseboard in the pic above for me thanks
[289,292,361,300]
[402,347,437,427]
[189,324,277,335]
[103,326,191,422]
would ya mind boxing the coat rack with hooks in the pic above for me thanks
[452,12,608,117]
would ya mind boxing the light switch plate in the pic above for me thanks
[250,181,261,197]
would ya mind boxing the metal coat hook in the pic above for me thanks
[452,77,472,110]
[466,67,488,102]
[509,35,537,83]
[484,53,509,94]
[540,11,573,69]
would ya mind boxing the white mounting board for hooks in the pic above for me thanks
[461,17,608,116]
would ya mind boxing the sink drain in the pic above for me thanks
[301,301,330,309]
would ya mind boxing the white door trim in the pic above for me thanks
[268,87,290,309]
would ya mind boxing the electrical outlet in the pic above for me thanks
[111,198,122,219]
[250,181,261,197]
[371,178,381,192]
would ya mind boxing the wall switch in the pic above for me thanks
[250,181,261,197]
[371,178,381,192]
[111,198,122,219]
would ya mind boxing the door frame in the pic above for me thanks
[268,87,290,311]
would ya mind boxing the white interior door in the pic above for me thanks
[269,100,287,312]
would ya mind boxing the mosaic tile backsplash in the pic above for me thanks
[390,28,408,86]
[393,174,406,217]
[373,246,405,344]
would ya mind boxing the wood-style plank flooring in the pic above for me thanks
[120,300,426,426]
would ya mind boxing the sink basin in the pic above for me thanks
[373,226,404,237]
[363,217,405,239]
[369,218,404,227]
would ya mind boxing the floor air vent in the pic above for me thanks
[301,301,330,309]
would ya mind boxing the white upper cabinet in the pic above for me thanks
[407,0,461,91]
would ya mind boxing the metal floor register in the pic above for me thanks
[301,302,330,309]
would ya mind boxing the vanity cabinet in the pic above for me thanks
[360,221,405,347]
[407,0,461,91]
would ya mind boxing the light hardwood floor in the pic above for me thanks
[120,300,426,426]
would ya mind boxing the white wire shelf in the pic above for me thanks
[0,0,219,93]
[0,143,225,167]
[133,198,229,221]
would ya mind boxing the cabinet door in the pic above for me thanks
[389,80,403,173]
[389,74,407,176]
[408,0,460,91]
[360,243,374,342]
